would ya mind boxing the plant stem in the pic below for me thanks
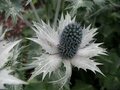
[30,1,41,23]
[108,0,120,8]
[18,14,33,29]
[53,0,61,29]
[88,6,107,19]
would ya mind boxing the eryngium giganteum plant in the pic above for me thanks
[28,13,106,88]
[0,25,27,89]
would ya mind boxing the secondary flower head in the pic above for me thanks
[28,13,106,87]
[0,25,27,89]
[66,0,93,16]
[66,0,105,16]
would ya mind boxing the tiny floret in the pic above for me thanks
[58,23,82,59]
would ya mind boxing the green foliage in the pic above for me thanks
[71,80,94,90]
[1,0,120,90]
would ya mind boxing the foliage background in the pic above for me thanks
[0,0,120,90]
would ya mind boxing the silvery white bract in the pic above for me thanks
[0,25,27,89]
[28,13,106,88]
[0,69,27,89]
[26,0,32,6]
[0,25,21,68]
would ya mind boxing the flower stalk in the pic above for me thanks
[53,0,61,29]
[30,1,41,23]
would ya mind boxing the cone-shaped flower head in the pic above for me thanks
[28,13,106,88]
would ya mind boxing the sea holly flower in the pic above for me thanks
[0,25,27,89]
[28,13,106,87]
[66,0,105,16]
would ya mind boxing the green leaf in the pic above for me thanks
[103,75,120,90]
[71,80,94,90]
[25,81,69,90]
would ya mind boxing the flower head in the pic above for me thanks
[66,0,93,16]
[0,25,27,89]
[66,0,105,16]
[28,13,106,88]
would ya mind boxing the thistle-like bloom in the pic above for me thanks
[28,13,106,87]
[66,0,105,16]
[0,25,27,89]
[66,0,93,16]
